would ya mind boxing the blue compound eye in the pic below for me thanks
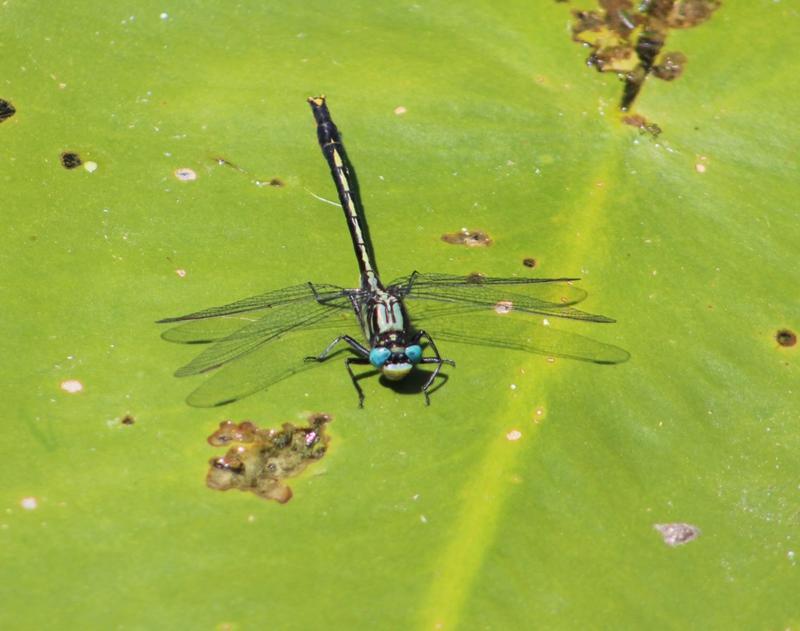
[405,344,422,363]
[369,347,391,368]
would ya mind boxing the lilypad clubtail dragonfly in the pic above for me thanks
[158,97,627,407]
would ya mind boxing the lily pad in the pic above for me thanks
[2,1,797,629]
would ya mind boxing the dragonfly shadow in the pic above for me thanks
[378,367,451,398]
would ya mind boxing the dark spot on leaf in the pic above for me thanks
[441,228,492,247]
[622,114,662,137]
[60,152,82,169]
[307,412,332,425]
[267,177,285,187]
[522,257,537,268]
[634,32,664,73]
[0,99,16,122]
[121,414,135,425]
[466,272,487,284]
[205,413,332,503]
[776,329,796,348]
[654,522,700,546]
[562,0,720,113]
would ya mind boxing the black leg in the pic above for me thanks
[305,334,370,363]
[414,330,454,405]
[306,336,371,407]
[309,281,354,307]
[345,357,371,407]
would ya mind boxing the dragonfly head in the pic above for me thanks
[369,344,423,381]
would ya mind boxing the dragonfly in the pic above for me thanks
[158,96,628,408]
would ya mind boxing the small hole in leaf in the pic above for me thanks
[0,99,16,122]
[60,152,82,169]
[776,329,796,347]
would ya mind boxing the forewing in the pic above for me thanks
[172,300,349,377]
[157,282,346,323]
[390,272,613,322]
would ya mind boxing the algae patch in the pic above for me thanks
[562,0,721,112]
[206,413,332,503]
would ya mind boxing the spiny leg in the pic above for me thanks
[345,357,371,408]
[305,334,369,363]
[308,281,351,306]
[305,334,372,407]
[415,330,455,405]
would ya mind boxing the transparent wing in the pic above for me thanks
[181,310,361,407]
[157,282,347,322]
[165,299,352,377]
[389,272,613,323]
[410,308,629,364]
[160,296,355,345]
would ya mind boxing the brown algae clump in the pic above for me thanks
[565,0,721,111]
[206,414,332,503]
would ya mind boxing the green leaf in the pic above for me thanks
[2,1,797,628]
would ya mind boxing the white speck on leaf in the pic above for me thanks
[174,167,196,181]
[21,497,38,510]
[654,522,700,546]
[60,379,83,393]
